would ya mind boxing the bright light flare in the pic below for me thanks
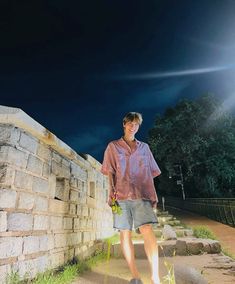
[123,65,234,80]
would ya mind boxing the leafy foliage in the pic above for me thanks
[148,94,235,198]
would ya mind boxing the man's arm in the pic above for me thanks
[107,172,116,205]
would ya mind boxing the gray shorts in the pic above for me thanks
[113,199,158,232]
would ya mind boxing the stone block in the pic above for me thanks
[68,232,82,246]
[19,132,38,154]
[71,163,87,180]
[37,143,51,161]
[52,161,70,178]
[42,162,50,178]
[39,235,49,251]
[47,234,54,250]
[0,163,14,186]
[82,206,89,217]
[35,196,48,212]
[62,158,70,167]
[0,188,17,209]
[176,240,187,255]
[83,231,91,243]
[50,216,63,230]
[64,248,75,263]
[54,234,67,248]
[23,236,40,254]
[80,196,87,204]
[18,192,34,210]
[80,219,87,228]
[0,264,11,284]
[8,213,33,231]
[69,204,76,215]
[37,255,48,273]
[87,219,93,229]
[32,176,49,195]
[77,204,82,215]
[186,240,204,255]
[90,232,96,241]
[70,176,78,188]
[48,174,56,198]
[34,215,49,230]
[207,239,221,253]
[0,146,28,169]
[52,151,62,163]
[96,231,101,239]
[0,237,23,259]
[159,243,176,257]
[0,125,20,146]
[73,218,81,229]
[49,252,64,269]
[14,170,33,190]
[92,220,97,229]
[64,217,73,230]
[89,208,94,217]
[51,161,61,176]
[13,258,38,279]
[27,154,43,175]
[77,179,83,190]
[0,211,7,232]
[49,199,68,214]
[70,189,79,202]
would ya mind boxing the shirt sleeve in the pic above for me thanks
[101,143,116,176]
[147,145,161,178]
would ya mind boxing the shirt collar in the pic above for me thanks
[119,137,141,146]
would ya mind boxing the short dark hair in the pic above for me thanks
[123,112,143,125]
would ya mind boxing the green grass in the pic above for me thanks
[33,251,108,284]
[6,272,21,284]
[222,248,235,260]
[193,226,217,240]
[6,247,109,284]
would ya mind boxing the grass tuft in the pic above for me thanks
[193,226,217,240]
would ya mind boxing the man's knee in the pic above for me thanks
[138,224,152,235]
[120,229,132,240]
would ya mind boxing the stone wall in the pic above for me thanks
[0,105,113,283]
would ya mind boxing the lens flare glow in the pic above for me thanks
[124,65,234,80]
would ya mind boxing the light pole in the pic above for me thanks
[169,164,186,200]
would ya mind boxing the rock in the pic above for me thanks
[162,225,177,240]
[176,240,187,255]
[174,264,208,284]
[186,240,204,255]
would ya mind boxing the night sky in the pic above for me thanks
[1,0,235,161]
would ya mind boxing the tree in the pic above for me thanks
[148,94,235,198]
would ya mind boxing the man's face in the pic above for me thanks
[123,120,140,136]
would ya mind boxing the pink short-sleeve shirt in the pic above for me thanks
[101,137,161,207]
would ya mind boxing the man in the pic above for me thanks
[101,112,161,284]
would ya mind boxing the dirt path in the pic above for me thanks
[72,255,235,284]
[166,206,235,256]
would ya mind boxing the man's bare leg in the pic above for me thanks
[120,230,141,280]
[139,225,160,284]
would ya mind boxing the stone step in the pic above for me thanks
[157,216,175,222]
[131,228,193,240]
[111,238,221,258]
[156,210,169,216]
[164,220,181,226]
